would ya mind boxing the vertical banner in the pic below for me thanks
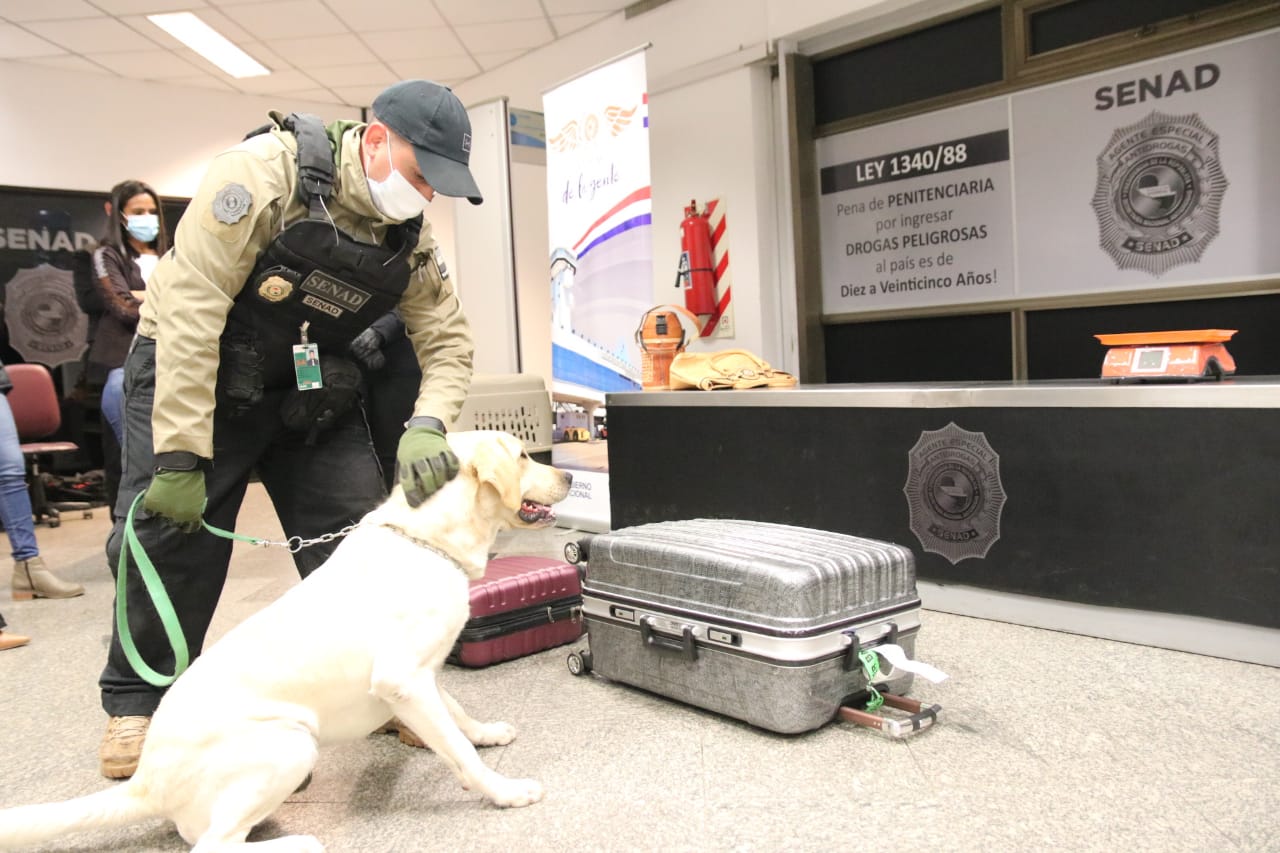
[543,47,652,531]
[456,98,519,373]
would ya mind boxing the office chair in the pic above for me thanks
[5,363,94,527]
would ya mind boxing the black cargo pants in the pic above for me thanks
[99,336,387,716]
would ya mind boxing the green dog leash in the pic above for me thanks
[116,492,189,687]
[116,491,359,687]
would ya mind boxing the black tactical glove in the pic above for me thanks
[348,327,386,371]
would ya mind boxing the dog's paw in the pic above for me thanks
[488,777,544,808]
[468,720,516,747]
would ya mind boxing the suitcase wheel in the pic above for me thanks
[566,650,592,676]
[563,535,591,565]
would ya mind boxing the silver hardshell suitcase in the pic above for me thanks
[565,519,924,734]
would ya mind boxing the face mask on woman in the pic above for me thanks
[125,214,159,244]
[366,132,429,221]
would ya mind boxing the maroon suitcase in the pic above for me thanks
[448,556,584,667]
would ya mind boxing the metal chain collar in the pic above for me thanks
[257,521,460,570]
[251,522,363,553]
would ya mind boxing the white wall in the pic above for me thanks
[649,64,779,357]
[420,164,545,384]
[451,0,944,112]
[511,156,551,383]
[454,99,518,374]
[0,60,358,197]
[450,0,951,370]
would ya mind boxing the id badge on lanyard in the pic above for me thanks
[292,321,322,390]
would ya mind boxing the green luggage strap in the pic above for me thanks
[859,648,885,711]
[116,490,358,687]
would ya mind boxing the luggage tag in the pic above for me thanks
[292,322,323,391]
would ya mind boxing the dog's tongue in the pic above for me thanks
[519,500,554,523]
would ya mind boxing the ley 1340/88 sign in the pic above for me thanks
[816,97,1016,315]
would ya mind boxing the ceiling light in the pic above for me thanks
[148,12,269,79]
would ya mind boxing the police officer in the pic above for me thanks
[98,80,479,779]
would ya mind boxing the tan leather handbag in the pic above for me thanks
[668,349,797,391]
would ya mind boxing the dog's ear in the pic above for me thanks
[471,436,523,511]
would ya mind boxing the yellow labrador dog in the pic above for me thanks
[0,430,572,852]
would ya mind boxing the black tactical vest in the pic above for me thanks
[224,113,422,388]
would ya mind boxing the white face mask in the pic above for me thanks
[366,132,428,220]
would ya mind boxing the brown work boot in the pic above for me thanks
[0,630,30,651]
[12,556,84,600]
[376,716,427,749]
[100,715,150,779]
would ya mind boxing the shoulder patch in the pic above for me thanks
[212,182,253,224]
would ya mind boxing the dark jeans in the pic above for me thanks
[99,337,386,716]
[102,423,121,520]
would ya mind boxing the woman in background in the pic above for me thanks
[91,181,168,510]
[0,363,83,601]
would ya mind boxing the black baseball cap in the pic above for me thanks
[372,80,483,205]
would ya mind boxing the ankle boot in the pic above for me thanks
[12,556,85,600]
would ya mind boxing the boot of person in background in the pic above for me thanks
[0,610,30,650]
[12,556,85,599]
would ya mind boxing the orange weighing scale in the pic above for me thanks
[1094,329,1237,382]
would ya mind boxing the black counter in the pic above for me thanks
[606,379,1280,662]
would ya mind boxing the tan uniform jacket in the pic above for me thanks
[137,118,474,459]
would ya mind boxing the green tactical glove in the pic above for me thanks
[142,469,206,534]
[396,418,459,507]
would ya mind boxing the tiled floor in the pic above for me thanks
[1,485,1277,852]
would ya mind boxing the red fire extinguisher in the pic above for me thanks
[677,199,717,316]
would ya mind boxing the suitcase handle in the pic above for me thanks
[841,623,899,672]
[838,693,941,739]
[638,616,698,662]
